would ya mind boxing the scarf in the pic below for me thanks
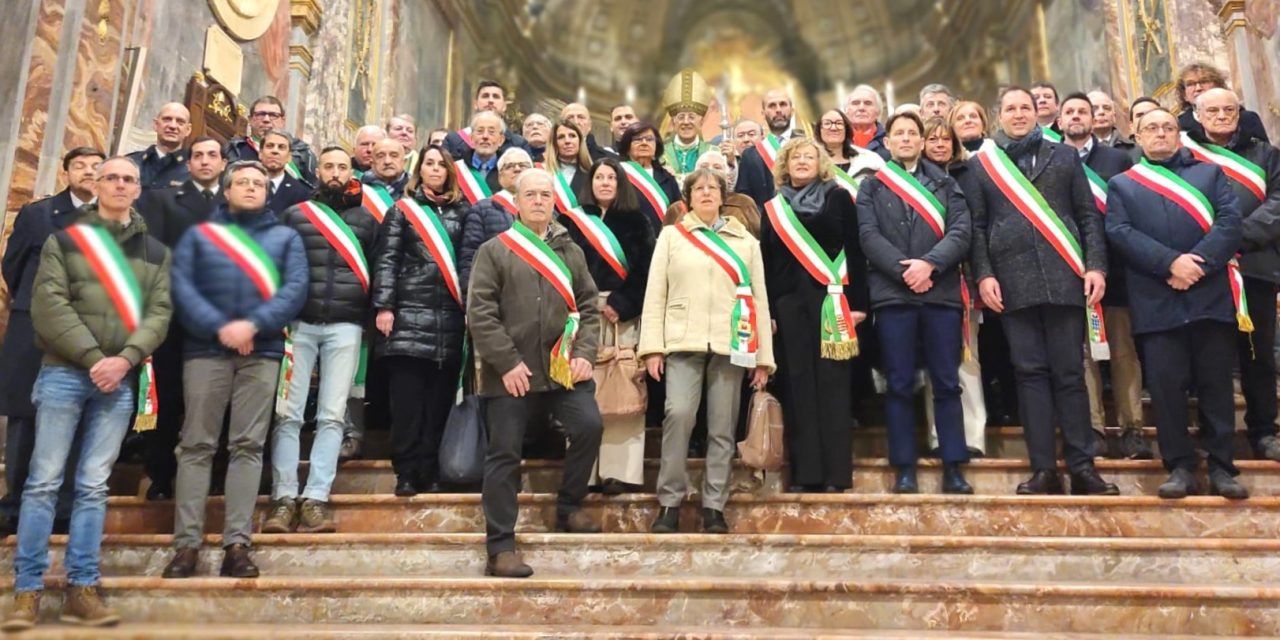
[780,179,840,217]
[962,138,986,153]
[996,127,1045,163]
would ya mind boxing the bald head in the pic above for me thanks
[1196,87,1243,144]
[371,138,406,181]
[561,102,591,135]
[762,89,794,135]
[153,102,192,152]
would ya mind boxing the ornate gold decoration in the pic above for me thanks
[660,68,712,118]
[349,0,376,108]
[289,44,314,80]
[1136,0,1165,72]
[96,0,110,44]
[290,0,322,36]
[208,0,280,41]
[209,90,233,120]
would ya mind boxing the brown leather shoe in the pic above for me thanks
[261,498,299,534]
[485,550,534,578]
[554,509,602,533]
[161,548,199,579]
[60,585,119,627]
[296,499,336,534]
[219,544,259,578]
[1,591,39,631]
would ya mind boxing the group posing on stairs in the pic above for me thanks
[3,60,1280,630]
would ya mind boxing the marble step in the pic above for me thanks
[9,624,1264,639]
[99,494,1280,538]
[9,575,1279,634]
[10,533,1280,584]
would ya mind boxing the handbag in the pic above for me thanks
[593,322,647,418]
[737,389,785,471]
[439,339,487,484]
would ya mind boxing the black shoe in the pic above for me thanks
[394,477,418,497]
[824,485,846,493]
[146,482,173,501]
[1016,470,1064,495]
[650,507,680,533]
[52,518,70,536]
[0,517,14,539]
[418,481,444,494]
[219,544,259,578]
[966,447,984,459]
[1157,468,1197,499]
[942,463,974,494]
[701,508,729,534]
[600,478,627,496]
[892,467,918,494]
[1069,468,1120,496]
[1254,435,1280,462]
[1118,427,1154,460]
[927,447,942,459]
[1208,469,1249,500]
[787,484,823,493]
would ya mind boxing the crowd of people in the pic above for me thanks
[1,59,1278,628]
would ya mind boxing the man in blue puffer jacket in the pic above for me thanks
[160,160,308,580]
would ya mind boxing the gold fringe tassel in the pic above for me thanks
[549,357,575,390]
[820,339,859,361]
[134,414,157,433]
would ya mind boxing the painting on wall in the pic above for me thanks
[1118,0,1176,101]
[345,0,379,131]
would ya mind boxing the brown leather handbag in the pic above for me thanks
[738,390,785,470]
[593,323,647,418]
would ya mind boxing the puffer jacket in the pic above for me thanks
[371,188,469,363]
[565,204,655,321]
[280,181,379,325]
[33,206,172,369]
[1187,129,1280,283]
[171,205,309,359]
[459,192,517,295]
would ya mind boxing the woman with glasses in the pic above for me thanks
[618,121,682,231]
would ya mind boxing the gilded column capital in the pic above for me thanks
[290,0,322,36]
[1216,0,1247,37]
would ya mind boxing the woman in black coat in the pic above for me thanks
[564,157,656,492]
[618,121,681,232]
[371,145,470,496]
[760,138,869,493]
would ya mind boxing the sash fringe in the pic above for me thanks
[821,339,859,361]
[549,356,575,390]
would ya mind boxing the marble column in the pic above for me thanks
[286,0,322,144]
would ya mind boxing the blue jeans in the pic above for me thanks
[15,366,134,592]
[272,321,363,501]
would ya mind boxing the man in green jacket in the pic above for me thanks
[3,157,172,631]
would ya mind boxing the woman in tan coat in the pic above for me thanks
[639,167,774,534]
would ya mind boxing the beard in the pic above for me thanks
[320,179,347,196]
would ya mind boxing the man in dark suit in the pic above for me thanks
[442,80,531,161]
[1056,93,1152,461]
[735,88,810,210]
[260,130,312,215]
[125,102,192,191]
[136,136,226,500]
[968,87,1119,497]
[0,147,105,534]
[224,95,318,187]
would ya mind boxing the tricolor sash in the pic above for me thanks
[976,145,1109,358]
[396,198,462,306]
[550,171,630,279]
[299,201,370,291]
[361,184,395,223]
[196,223,281,299]
[498,221,581,388]
[877,162,946,238]
[1125,158,1253,332]
[676,223,759,368]
[622,161,669,225]
[832,164,861,199]
[754,133,782,172]
[1041,127,1063,143]
[763,195,858,359]
[64,224,159,429]
[1082,164,1108,214]
[1180,132,1267,201]
[454,159,493,205]
[491,190,519,216]
[456,127,474,149]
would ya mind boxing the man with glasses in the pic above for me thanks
[659,69,713,183]
[0,147,105,537]
[1105,108,1249,499]
[3,157,171,631]
[444,80,531,160]
[225,96,319,187]
[1187,88,1280,463]
[162,160,307,580]
[1175,63,1270,144]
[464,111,509,195]
[459,148,533,287]
[1087,90,1135,153]
[522,113,551,164]
[125,102,192,190]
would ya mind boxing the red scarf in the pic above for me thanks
[852,125,877,149]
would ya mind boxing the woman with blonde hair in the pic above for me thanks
[544,120,593,197]
[948,100,995,158]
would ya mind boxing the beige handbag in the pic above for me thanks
[738,390,785,471]
[593,323,647,418]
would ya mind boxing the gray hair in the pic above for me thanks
[514,167,554,193]
[523,113,551,128]
[1194,87,1240,112]
[261,128,293,146]
[846,84,884,116]
[732,118,764,134]
[919,83,954,103]
[497,147,533,170]
[355,125,387,140]
[695,149,728,168]
[471,110,507,132]
[221,160,269,190]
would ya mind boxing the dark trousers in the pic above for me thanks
[482,382,601,555]
[2,416,76,522]
[876,305,968,467]
[386,356,460,483]
[979,310,1019,423]
[776,297,855,488]
[144,329,184,488]
[1143,321,1238,474]
[1238,276,1278,446]
[1002,304,1094,473]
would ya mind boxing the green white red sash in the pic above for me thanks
[877,162,946,238]
[763,195,857,359]
[976,145,1109,357]
[1082,164,1108,214]
[622,161,669,225]
[454,159,493,205]
[1126,158,1253,332]
[299,201,369,291]
[64,224,158,429]
[491,190,518,216]
[1180,132,1267,201]
[676,222,759,368]
[832,164,861,199]
[550,171,630,279]
[754,133,782,172]
[361,184,394,223]
[246,136,303,181]
[1041,127,1063,143]
[456,127,473,148]
[196,223,280,299]
[498,221,581,388]
[396,198,462,306]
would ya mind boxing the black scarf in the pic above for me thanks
[780,179,839,217]
[995,126,1044,173]
[962,138,986,152]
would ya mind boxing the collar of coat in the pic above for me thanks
[678,210,749,239]
[73,204,149,242]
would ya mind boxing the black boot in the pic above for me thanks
[1016,469,1064,495]
[892,467,918,494]
[650,507,680,533]
[1157,468,1197,499]
[394,476,418,497]
[1069,467,1120,496]
[1208,469,1249,500]
[701,508,728,534]
[941,463,973,494]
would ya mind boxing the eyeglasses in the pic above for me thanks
[632,135,656,144]
[502,162,532,172]
[1183,79,1217,90]
[98,174,139,185]
[252,111,283,120]
[820,120,845,130]
[1139,124,1178,134]
[672,113,701,124]
[231,178,268,189]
